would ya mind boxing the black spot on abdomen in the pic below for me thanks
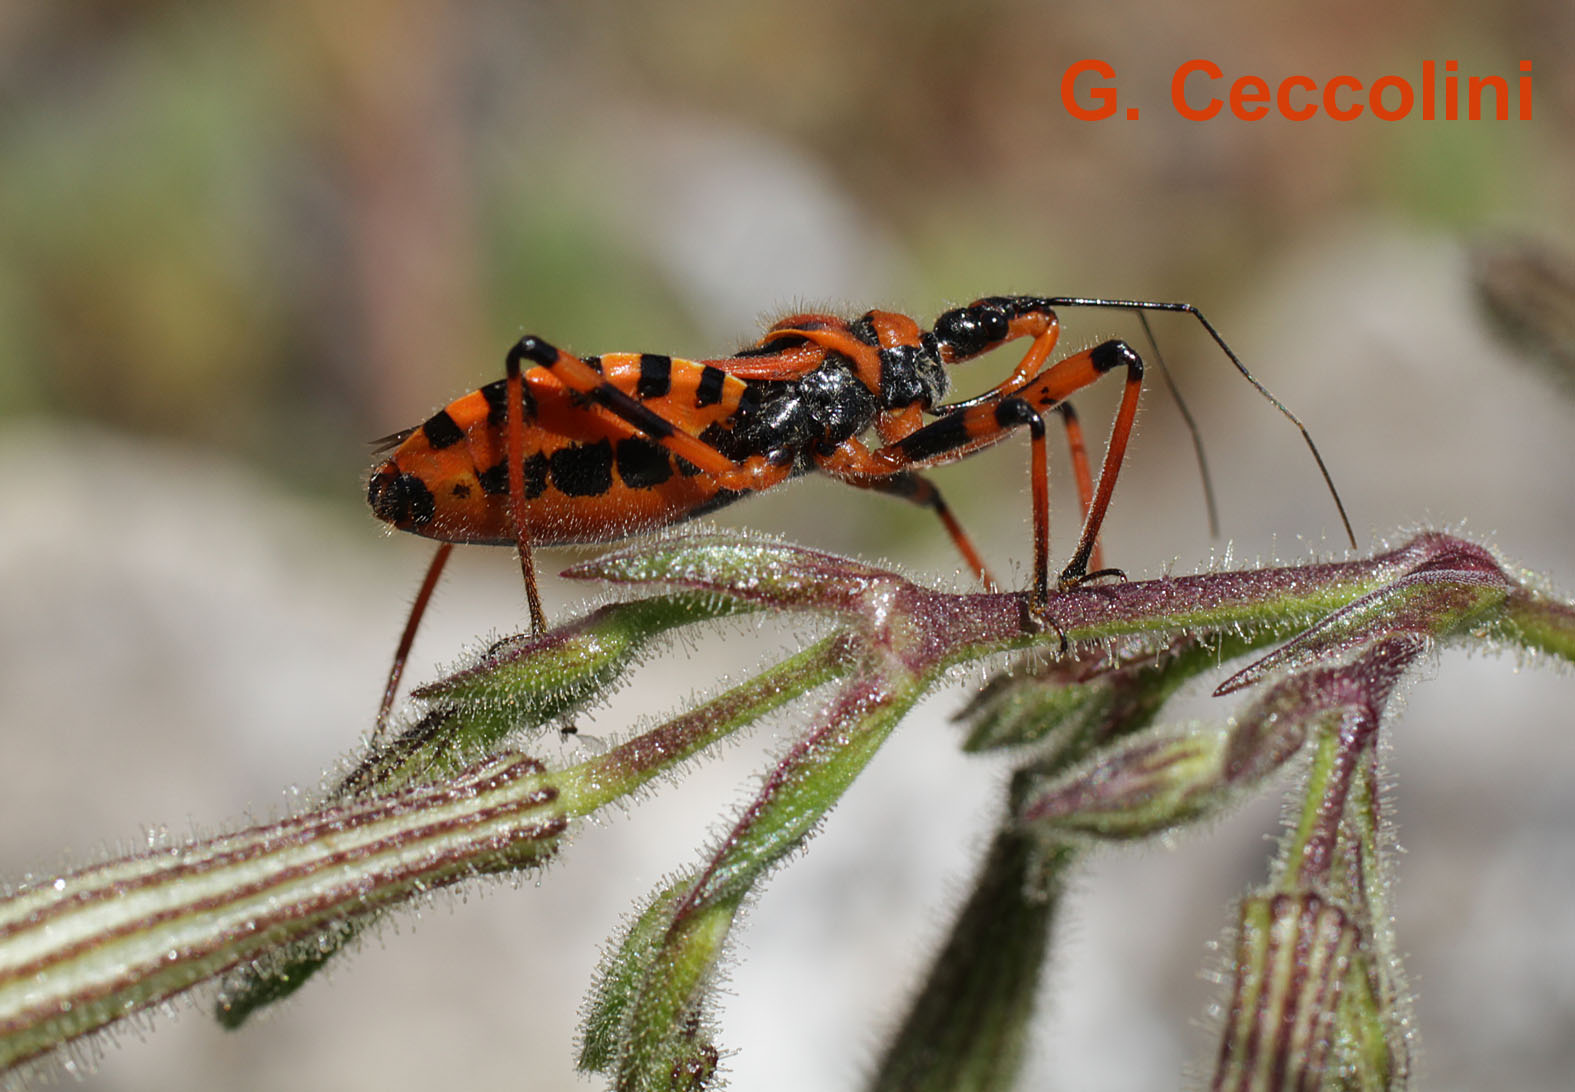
[478,452,549,499]
[616,437,673,489]
[422,409,464,450]
[638,354,673,399]
[695,366,726,407]
[368,469,435,526]
[550,440,615,497]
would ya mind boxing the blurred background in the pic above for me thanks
[2,1,1573,1089]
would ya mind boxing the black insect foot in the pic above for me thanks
[1018,594,1070,653]
[1059,565,1127,590]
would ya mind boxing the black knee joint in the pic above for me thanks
[993,397,1043,434]
[1091,339,1142,375]
[506,335,559,374]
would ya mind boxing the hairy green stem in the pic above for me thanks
[0,530,1567,1087]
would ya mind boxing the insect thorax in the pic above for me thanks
[877,342,948,411]
[710,356,883,466]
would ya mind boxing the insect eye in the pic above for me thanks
[932,310,983,356]
[934,304,1011,359]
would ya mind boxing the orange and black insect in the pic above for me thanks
[367,296,1355,730]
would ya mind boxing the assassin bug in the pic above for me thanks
[367,296,1355,731]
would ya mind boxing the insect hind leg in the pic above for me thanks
[375,541,455,737]
[503,342,548,633]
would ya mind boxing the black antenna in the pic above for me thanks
[1134,309,1219,538]
[1045,297,1357,550]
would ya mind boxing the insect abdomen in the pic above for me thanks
[368,354,758,546]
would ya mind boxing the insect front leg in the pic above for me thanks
[1008,340,1144,585]
[925,297,1065,411]
[1047,402,1103,575]
[813,398,1065,618]
[849,339,1142,597]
